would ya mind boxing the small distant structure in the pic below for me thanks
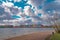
[40,25,44,28]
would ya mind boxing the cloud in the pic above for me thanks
[55,0,60,3]
[27,0,45,7]
[43,2,60,11]
[2,1,14,7]
[23,6,43,24]
[43,1,60,20]
[34,7,44,16]
[0,1,24,25]
[14,0,21,2]
[0,6,13,20]
[24,6,34,16]
[9,6,21,15]
[0,0,60,26]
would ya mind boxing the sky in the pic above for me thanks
[0,0,60,26]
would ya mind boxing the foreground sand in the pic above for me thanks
[6,31,53,40]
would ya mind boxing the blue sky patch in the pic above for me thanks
[38,5,43,9]
[44,0,55,5]
[0,1,2,5]
[14,0,32,9]
[12,15,21,18]
[38,13,42,17]
[26,16,30,18]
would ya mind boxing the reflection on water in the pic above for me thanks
[0,28,54,40]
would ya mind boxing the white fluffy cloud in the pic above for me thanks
[2,2,14,7]
[0,0,45,25]
[0,2,33,25]
[24,6,34,16]
[0,0,60,26]
[14,0,21,2]
[34,7,44,16]
[0,2,24,25]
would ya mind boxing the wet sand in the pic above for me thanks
[6,31,53,40]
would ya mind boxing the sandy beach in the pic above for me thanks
[6,31,53,40]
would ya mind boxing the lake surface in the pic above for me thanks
[0,28,55,40]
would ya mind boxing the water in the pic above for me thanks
[0,28,54,40]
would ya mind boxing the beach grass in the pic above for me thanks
[50,33,60,40]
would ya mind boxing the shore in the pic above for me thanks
[6,31,53,40]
